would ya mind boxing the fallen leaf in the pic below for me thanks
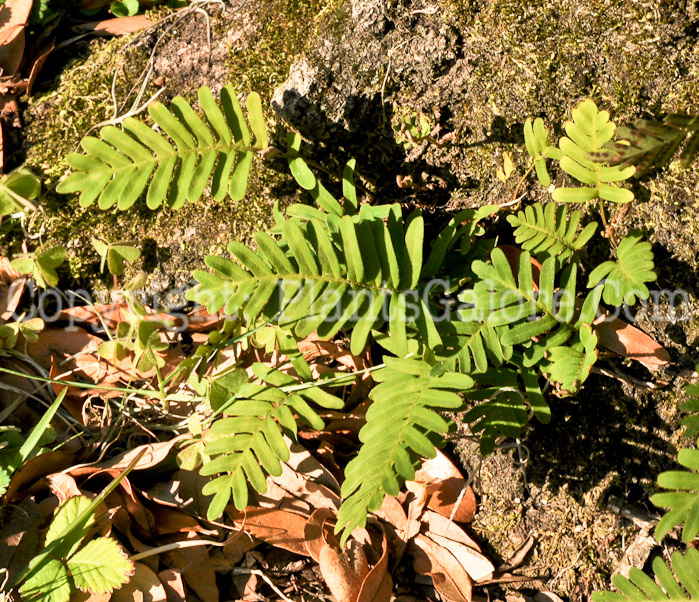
[0,497,40,583]
[319,539,369,602]
[592,313,671,370]
[76,14,154,35]
[357,529,392,602]
[226,506,310,556]
[304,507,336,562]
[3,450,76,501]
[45,473,82,503]
[99,435,189,471]
[410,534,473,602]
[112,562,167,602]
[166,534,219,602]
[413,450,477,523]
[0,0,33,76]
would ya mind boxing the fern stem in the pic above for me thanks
[511,162,536,204]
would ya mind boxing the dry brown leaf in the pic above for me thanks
[166,534,219,602]
[0,0,33,75]
[0,256,22,282]
[71,592,112,602]
[304,507,336,562]
[45,473,82,503]
[421,510,482,551]
[0,497,40,583]
[226,506,310,557]
[413,450,477,523]
[410,534,473,602]
[357,529,392,602]
[3,450,76,501]
[76,14,154,35]
[112,562,167,602]
[99,435,189,471]
[0,277,25,321]
[319,539,369,602]
[593,313,671,370]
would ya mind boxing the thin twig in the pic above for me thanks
[232,568,295,602]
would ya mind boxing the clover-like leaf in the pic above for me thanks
[68,537,134,594]
[11,246,65,289]
[92,238,141,276]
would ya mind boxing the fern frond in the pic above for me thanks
[459,248,599,349]
[187,203,444,357]
[200,361,343,520]
[336,358,473,541]
[591,548,699,601]
[587,231,656,306]
[540,323,598,394]
[437,320,512,374]
[506,202,598,261]
[523,117,562,187]
[552,100,635,204]
[592,114,699,175]
[57,86,268,210]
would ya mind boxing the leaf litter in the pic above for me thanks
[0,252,673,601]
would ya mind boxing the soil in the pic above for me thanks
[8,0,699,600]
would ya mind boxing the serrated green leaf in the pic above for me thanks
[68,537,134,594]
[19,559,71,602]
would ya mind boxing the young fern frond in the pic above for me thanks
[57,86,268,210]
[200,361,344,520]
[591,548,699,601]
[587,231,656,306]
[592,114,699,176]
[506,202,598,261]
[551,99,635,204]
[336,357,473,542]
[186,202,444,357]
[523,117,561,187]
[540,323,598,394]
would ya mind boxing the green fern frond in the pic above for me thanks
[462,368,529,455]
[591,548,699,601]
[523,117,562,187]
[592,114,699,176]
[336,357,473,541]
[587,231,656,306]
[552,99,635,204]
[459,248,598,349]
[187,203,444,357]
[507,202,598,261]
[541,323,598,394]
[200,361,343,520]
[57,86,268,210]
[437,320,512,374]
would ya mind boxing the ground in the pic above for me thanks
[9,0,699,600]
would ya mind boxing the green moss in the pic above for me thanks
[225,0,332,102]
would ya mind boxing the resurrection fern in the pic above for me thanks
[523,117,561,187]
[591,548,699,602]
[459,248,602,369]
[187,200,445,357]
[587,231,656,306]
[336,357,473,541]
[548,99,635,204]
[200,361,344,519]
[593,114,699,175]
[57,86,268,210]
[506,202,598,261]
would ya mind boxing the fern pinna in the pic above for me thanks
[592,377,699,601]
[57,86,268,210]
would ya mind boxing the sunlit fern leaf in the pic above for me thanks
[200,361,343,520]
[506,202,598,262]
[592,114,699,175]
[186,203,443,357]
[540,323,598,394]
[436,320,512,374]
[57,86,267,210]
[462,368,528,455]
[523,117,562,187]
[459,248,598,349]
[591,548,699,601]
[587,231,656,306]
[551,99,635,204]
[335,358,473,543]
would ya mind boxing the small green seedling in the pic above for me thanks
[11,245,66,289]
[91,238,141,277]
[0,168,41,215]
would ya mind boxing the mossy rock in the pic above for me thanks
[18,0,331,292]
